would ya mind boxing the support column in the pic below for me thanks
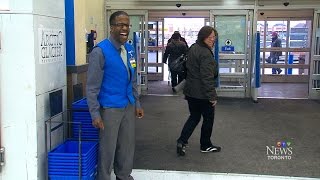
[0,0,66,179]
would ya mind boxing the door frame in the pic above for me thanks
[257,10,314,83]
[209,10,252,98]
[147,18,165,81]
[309,9,320,99]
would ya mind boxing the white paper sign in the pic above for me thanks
[38,28,64,64]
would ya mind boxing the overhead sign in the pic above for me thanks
[222,39,234,52]
[221,46,234,51]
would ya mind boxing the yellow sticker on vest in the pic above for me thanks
[130,59,136,68]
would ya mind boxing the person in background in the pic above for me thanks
[168,31,189,48]
[86,11,144,180]
[176,26,221,156]
[163,32,188,92]
[270,31,282,74]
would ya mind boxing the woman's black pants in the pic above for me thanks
[177,96,215,147]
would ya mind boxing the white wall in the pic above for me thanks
[0,0,65,179]
[0,13,38,180]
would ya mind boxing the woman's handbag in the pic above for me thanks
[266,56,271,63]
[169,54,187,73]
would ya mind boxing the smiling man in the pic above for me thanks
[86,11,144,180]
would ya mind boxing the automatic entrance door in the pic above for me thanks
[210,10,253,98]
[309,10,320,99]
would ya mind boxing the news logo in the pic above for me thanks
[266,141,293,160]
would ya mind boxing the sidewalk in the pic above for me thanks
[111,169,319,180]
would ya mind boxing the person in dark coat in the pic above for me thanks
[270,32,282,74]
[163,32,188,91]
[176,26,221,156]
[168,31,188,48]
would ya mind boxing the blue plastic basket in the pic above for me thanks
[71,98,99,140]
[72,98,89,110]
[49,166,97,180]
[48,140,98,176]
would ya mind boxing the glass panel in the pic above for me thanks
[288,52,310,65]
[313,80,320,88]
[164,18,205,46]
[257,21,266,48]
[264,68,272,75]
[157,21,163,46]
[263,67,284,75]
[287,68,309,75]
[148,50,157,63]
[314,61,320,74]
[148,67,162,73]
[289,20,312,48]
[316,14,320,55]
[265,20,287,48]
[219,62,236,73]
[287,52,309,75]
[148,21,157,47]
[260,52,265,63]
[263,51,285,64]
[129,16,143,42]
[215,15,246,53]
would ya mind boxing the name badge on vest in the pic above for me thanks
[130,58,136,68]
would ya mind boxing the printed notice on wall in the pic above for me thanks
[0,0,10,10]
[38,28,64,64]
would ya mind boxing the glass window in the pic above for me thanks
[164,18,205,46]
[215,15,246,53]
[257,21,265,48]
[265,21,287,48]
[289,20,312,48]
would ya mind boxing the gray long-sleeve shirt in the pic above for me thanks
[86,37,141,121]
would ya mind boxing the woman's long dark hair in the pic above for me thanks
[196,26,218,50]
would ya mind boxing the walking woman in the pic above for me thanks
[176,26,221,156]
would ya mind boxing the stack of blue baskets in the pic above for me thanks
[48,140,98,180]
[71,98,99,140]
[48,98,99,179]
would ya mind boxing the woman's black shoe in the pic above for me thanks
[177,142,186,156]
[200,144,221,153]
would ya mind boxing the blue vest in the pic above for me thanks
[96,39,136,108]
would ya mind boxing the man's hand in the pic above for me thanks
[136,108,144,119]
[92,117,104,130]
[210,100,217,107]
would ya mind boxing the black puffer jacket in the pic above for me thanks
[183,42,218,101]
[162,40,188,66]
